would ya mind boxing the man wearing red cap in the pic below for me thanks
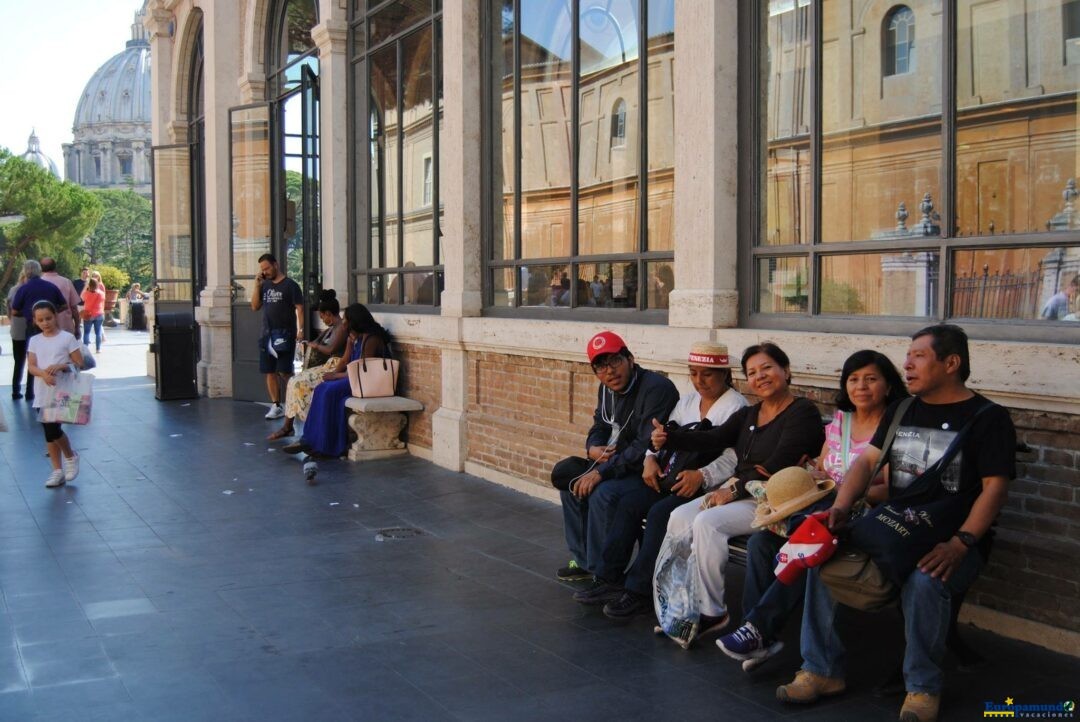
[550,331,679,601]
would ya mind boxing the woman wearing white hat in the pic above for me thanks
[601,342,748,619]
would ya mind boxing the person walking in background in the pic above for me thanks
[73,267,88,299]
[26,300,84,488]
[81,278,106,353]
[7,270,30,399]
[11,260,67,403]
[40,257,81,338]
[251,253,304,420]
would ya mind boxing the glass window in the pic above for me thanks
[350,2,442,307]
[746,1,1080,339]
[488,0,674,311]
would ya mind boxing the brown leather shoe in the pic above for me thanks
[776,670,846,704]
[899,692,940,722]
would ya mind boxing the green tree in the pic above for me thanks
[0,149,102,296]
[85,188,153,289]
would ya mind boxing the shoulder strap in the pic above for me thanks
[866,396,914,484]
[840,411,852,473]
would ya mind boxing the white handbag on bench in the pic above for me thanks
[346,337,399,398]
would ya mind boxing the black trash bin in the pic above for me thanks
[128,302,147,331]
[152,312,198,401]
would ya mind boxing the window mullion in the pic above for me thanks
[809,0,822,313]
[637,0,648,309]
[939,0,957,321]
[570,0,580,263]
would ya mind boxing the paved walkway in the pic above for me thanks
[0,329,1075,721]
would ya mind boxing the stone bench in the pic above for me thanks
[343,396,424,461]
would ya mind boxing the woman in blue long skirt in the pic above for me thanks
[283,304,391,458]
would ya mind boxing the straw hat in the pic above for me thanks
[751,466,836,529]
[687,341,731,369]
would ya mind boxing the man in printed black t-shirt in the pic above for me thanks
[777,325,1015,722]
[250,253,304,420]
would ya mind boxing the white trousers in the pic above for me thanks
[665,497,757,617]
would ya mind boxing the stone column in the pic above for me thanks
[144,5,174,148]
[131,140,145,185]
[61,144,74,183]
[99,142,114,185]
[195,0,243,397]
[431,0,483,471]
[667,0,739,329]
[312,13,349,299]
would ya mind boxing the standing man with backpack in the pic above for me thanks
[251,253,304,420]
[776,325,1016,722]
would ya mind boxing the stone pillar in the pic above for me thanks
[667,0,739,329]
[312,13,349,299]
[61,144,74,183]
[145,6,174,148]
[431,0,483,471]
[100,141,113,185]
[195,0,244,397]
[131,140,146,184]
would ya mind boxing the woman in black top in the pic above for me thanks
[651,343,825,640]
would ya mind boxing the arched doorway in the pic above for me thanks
[228,0,321,401]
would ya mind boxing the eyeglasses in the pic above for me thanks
[591,355,627,374]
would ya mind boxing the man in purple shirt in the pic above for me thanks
[40,257,81,336]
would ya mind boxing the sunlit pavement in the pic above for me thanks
[0,329,1075,721]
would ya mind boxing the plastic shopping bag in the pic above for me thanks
[653,525,702,649]
[38,369,94,425]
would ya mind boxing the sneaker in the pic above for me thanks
[555,560,591,582]
[899,692,940,722]
[776,670,846,704]
[718,622,766,660]
[45,469,65,488]
[264,404,285,420]
[603,591,651,619]
[572,579,623,606]
[62,453,80,482]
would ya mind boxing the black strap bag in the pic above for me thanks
[845,402,994,586]
[653,418,720,494]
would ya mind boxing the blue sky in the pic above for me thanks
[0,0,144,173]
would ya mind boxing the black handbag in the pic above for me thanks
[846,402,994,586]
[653,419,720,494]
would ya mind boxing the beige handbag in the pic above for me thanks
[346,338,399,398]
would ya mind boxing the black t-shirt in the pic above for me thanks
[871,393,1016,497]
[260,277,304,334]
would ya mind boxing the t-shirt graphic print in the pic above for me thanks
[889,426,962,493]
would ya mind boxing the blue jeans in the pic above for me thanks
[743,531,805,640]
[82,315,103,351]
[560,474,644,576]
[623,493,697,596]
[800,547,983,694]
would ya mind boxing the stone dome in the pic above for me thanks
[19,131,60,178]
[73,27,152,130]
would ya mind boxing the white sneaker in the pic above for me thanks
[264,404,285,420]
[45,469,65,488]
[62,453,80,482]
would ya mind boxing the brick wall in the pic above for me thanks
[459,350,1079,632]
[395,343,440,449]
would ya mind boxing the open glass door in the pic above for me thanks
[151,144,196,314]
[229,103,273,401]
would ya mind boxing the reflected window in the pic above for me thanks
[611,99,627,148]
[747,1,1080,337]
[884,6,914,77]
[119,156,133,178]
[486,0,675,312]
[349,1,443,307]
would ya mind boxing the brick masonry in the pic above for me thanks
[455,350,1080,634]
[395,343,441,450]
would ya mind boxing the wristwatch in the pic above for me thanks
[954,531,977,548]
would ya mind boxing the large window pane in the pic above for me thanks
[579,261,638,308]
[153,146,192,287]
[757,256,808,313]
[820,252,939,316]
[645,260,673,309]
[952,247,1080,320]
[578,0,640,256]
[494,0,515,261]
[370,45,399,269]
[646,0,674,251]
[229,107,272,285]
[369,1,429,48]
[520,0,572,258]
[402,26,434,266]
[956,1,1080,238]
[820,0,941,243]
[762,0,811,246]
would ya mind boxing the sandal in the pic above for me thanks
[267,427,293,441]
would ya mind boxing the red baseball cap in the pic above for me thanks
[587,331,628,362]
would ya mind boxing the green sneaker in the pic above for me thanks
[556,560,591,581]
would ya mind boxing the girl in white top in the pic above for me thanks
[27,301,84,488]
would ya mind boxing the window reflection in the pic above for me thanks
[820,252,938,317]
[757,256,809,313]
[953,247,1080,321]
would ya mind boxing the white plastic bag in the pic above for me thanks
[39,369,94,425]
[653,524,703,649]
